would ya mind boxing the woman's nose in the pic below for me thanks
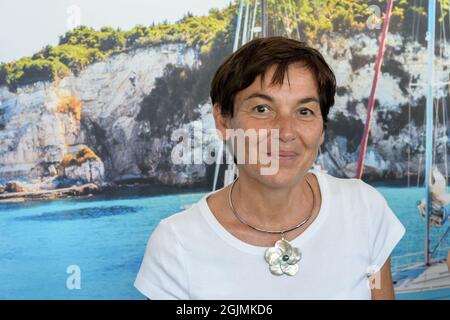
[275,114,296,142]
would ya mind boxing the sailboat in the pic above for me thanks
[352,0,450,299]
[382,0,450,299]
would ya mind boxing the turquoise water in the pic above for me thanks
[0,185,449,299]
[0,192,204,299]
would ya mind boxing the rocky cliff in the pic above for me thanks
[0,42,205,192]
[0,34,449,194]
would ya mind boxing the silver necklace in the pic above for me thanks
[227,175,315,276]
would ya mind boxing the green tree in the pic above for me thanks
[0,63,10,87]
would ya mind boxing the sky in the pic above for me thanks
[0,0,232,63]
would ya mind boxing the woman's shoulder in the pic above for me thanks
[153,195,212,245]
[318,170,386,204]
[318,172,399,239]
[318,170,364,191]
[160,199,205,229]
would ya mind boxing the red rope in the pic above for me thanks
[356,0,395,179]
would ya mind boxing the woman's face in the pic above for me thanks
[214,63,325,188]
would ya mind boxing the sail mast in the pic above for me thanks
[261,0,267,37]
[424,0,436,266]
[233,0,245,51]
[250,0,259,40]
[356,0,394,179]
[242,0,251,44]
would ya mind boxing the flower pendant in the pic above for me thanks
[264,238,301,276]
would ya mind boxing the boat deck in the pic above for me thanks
[394,259,450,299]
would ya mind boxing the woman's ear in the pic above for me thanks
[212,103,231,141]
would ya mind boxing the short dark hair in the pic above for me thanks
[210,36,336,129]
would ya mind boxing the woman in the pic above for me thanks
[134,37,405,300]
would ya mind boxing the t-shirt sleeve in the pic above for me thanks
[366,185,406,275]
[134,219,189,300]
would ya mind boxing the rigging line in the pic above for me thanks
[276,1,282,36]
[261,0,267,37]
[418,153,422,187]
[432,101,439,167]
[438,0,443,58]
[242,0,251,44]
[430,224,450,256]
[441,1,450,58]
[247,0,254,41]
[414,0,421,42]
[289,0,301,40]
[250,0,258,41]
[440,0,449,61]
[417,0,423,42]
[408,77,412,187]
[282,5,290,37]
[442,96,449,185]
[442,97,449,184]
[275,1,280,36]
[270,0,277,36]
[419,76,428,188]
[412,0,418,41]
[433,100,438,168]
[407,136,410,187]
[268,0,273,36]
[439,0,448,58]
[247,1,253,42]
[233,0,244,51]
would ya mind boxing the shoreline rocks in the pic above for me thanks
[0,183,100,203]
[5,181,29,193]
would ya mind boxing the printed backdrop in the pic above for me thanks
[0,0,449,299]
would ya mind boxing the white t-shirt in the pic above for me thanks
[134,169,405,300]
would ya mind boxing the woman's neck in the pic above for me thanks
[230,172,315,230]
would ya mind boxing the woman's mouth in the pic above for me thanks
[267,151,299,160]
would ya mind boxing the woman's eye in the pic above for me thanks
[299,108,313,116]
[254,105,270,113]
